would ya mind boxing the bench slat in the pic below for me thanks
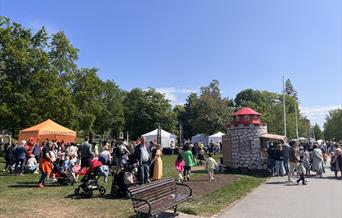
[128,178,192,217]
[133,186,176,209]
[128,178,174,195]
[136,193,191,216]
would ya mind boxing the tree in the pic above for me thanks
[71,68,103,138]
[0,17,128,139]
[124,88,176,139]
[234,89,265,111]
[0,17,76,134]
[183,80,232,136]
[324,109,342,141]
[178,93,198,140]
[94,80,125,137]
[285,79,298,101]
[312,124,323,140]
[234,89,310,139]
[49,31,79,84]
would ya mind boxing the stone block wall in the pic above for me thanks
[226,125,267,170]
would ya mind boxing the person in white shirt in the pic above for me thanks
[25,154,38,173]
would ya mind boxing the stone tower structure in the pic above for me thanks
[223,107,267,170]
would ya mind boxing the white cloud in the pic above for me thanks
[155,87,197,106]
[300,105,341,128]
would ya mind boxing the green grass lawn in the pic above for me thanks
[0,155,266,217]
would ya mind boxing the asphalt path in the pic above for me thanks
[216,165,342,218]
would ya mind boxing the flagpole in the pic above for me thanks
[283,76,287,138]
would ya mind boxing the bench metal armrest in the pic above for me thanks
[175,183,192,197]
[130,197,152,216]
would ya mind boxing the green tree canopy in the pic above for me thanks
[312,123,323,140]
[123,88,176,139]
[234,88,310,139]
[324,109,342,141]
[180,80,232,138]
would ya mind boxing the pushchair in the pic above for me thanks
[55,160,77,186]
[56,168,76,186]
[74,159,106,198]
[110,163,138,198]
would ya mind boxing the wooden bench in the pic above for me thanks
[127,178,192,217]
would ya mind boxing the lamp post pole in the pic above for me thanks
[283,76,287,138]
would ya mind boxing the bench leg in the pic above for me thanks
[174,205,178,214]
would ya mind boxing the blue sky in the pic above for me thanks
[1,0,341,128]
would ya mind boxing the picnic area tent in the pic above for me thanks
[191,134,209,147]
[18,119,76,143]
[208,131,225,144]
[142,129,177,148]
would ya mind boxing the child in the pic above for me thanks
[175,154,185,183]
[297,147,308,185]
[205,153,218,181]
[182,144,194,181]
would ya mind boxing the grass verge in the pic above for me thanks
[0,155,267,217]
[178,174,266,216]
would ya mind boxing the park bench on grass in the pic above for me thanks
[127,178,192,217]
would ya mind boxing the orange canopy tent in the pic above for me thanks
[19,119,76,143]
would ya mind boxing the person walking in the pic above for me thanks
[296,146,308,185]
[312,144,324,177]
[14,140,27,176]
[37,141,53,187]
[206,153,218,181]
[151,144,163,180]
[288,141,299,183]
[175,154,185,182]
[331,147,342,179]
[182,144,194,181]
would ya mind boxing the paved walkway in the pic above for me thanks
[216,166,342,218]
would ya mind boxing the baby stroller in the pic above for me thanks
[111,163,138,198]
[54,160,76,186]
[74,159,106,198]
[56,168,76,186]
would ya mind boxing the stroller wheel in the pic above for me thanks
[111,185,119,197]
[86,189,93,198]
[74,187,80,196]
[99,186,106,196]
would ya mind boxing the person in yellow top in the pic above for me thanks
[151,144,163,180]
[205,153,218,181]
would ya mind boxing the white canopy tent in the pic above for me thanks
[191,134,209,147]
[142,129,177,148]
[208,131,225,144]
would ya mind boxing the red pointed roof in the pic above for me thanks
[232,107,261,116]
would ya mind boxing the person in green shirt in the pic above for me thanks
[182,144,194,181]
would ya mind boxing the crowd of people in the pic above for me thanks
[266,140,342,183]
[2,136,222,188]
